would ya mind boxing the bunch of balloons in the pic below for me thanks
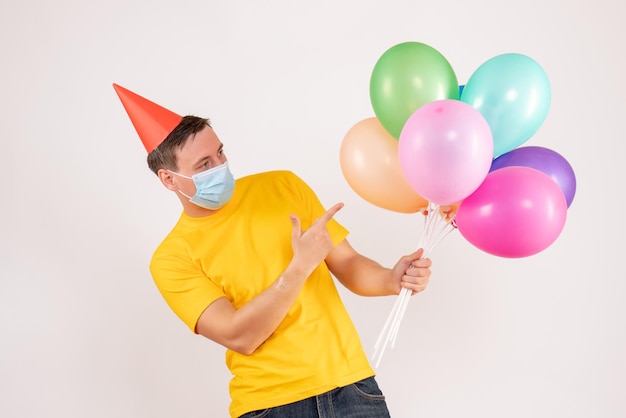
[339,41,577,366]
[340,41,576,258]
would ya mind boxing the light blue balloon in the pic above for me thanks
[461,53,551,157]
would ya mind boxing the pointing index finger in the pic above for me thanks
[319,202,344,225]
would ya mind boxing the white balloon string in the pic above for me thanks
[372,202,457,367]
[390,215,456,347]
[372,293,403,367]
[373,291,403,351]
[389,288,412,348]
[388,203,437,348]
[372,205,429,367]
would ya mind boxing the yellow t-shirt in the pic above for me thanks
[150,170,374,417]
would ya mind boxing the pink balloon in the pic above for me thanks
[398,99,493,205]
[455,166,568,258]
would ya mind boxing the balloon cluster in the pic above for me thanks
[340,41,576,258]
[339,41,577,366]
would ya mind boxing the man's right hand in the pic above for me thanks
[288,202,344,277]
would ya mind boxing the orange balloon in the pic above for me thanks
[340,117,428,213]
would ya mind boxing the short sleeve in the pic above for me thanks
[150,239,226,333]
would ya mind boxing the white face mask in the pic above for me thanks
[168,161,235,209]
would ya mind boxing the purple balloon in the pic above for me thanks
[490,146,576,207]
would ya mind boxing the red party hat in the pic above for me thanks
[113,83,183,153]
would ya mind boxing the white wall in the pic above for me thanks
[1,1,624,417]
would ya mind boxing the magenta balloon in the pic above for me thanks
[398,99,494,205]
[455,166,567,258]
[490,146,576,208]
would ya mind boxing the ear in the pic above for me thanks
[157,168,179,192]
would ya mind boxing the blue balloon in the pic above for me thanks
[461,53,551,157]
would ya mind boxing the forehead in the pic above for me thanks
[175,126,222,167]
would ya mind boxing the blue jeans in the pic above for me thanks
[238,376,391,418]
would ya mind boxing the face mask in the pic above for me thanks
[169,161,235,210]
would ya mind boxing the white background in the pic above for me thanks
[1,1,624,417]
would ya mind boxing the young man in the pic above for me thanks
[114,84,432,418]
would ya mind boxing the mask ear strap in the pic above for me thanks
[168,169,192,180]
[176,189,193,199]
[167,170,193,199]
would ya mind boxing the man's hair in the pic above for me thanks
[146,115,211,175]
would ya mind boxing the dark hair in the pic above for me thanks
[146,115,211,175]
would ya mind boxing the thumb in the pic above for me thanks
[289,214,302,240]
[411,248,425,260]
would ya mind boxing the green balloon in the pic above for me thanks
[370,42,459,139]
